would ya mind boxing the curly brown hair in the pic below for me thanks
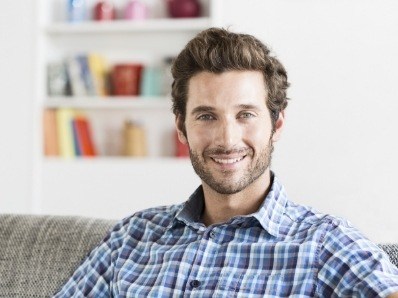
[171,27,290,128]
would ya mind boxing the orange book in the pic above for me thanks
[74,116,96,157]
[43,109,59,156]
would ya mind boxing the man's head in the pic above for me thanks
[171,27,290,132]
[171,28,290,195]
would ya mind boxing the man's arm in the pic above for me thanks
[316,221,398,297]
[53,218,129,297]
[53,233,114,296]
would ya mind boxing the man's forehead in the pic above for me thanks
[186,70,268,112]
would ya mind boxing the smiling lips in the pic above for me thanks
[212,156,245,164]
[206,148,250,166]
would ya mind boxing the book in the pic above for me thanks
[56,108,76,158]
[47,62,69,96]
[66,56,87,96]
[71,119,82,156]
[73,116,97,157]
[43,109,59,156]
[88,53,108,96]
[76,55,96,96]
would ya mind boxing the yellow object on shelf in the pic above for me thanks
[123,121,147,157]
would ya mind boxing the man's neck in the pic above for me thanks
[201,171,272,226]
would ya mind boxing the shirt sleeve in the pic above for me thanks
[316,219,398,297]
[53,219,128,297]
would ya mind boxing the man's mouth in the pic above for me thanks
[211,155,246,164]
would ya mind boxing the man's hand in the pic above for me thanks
[387,292,398,298]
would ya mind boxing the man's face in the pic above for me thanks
[176,70,284,195]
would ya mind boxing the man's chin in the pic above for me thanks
[204,179,248,195]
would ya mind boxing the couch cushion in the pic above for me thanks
[0,214,116,298]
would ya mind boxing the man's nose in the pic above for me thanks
[214,119,241,147]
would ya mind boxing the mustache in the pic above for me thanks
[204,147,251,156]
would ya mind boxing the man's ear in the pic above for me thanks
[272,110,285,142]
[175,114,188,145]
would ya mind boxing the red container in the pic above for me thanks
[166,0,201,18]
[112,64,143,96]
[94,1,116,21]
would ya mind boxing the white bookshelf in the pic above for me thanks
[33,0,221,217]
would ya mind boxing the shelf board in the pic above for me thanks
[44,96,171,109]
[45,18,212,34]
[43,156,191,164]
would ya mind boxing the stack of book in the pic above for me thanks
[48,53,108,97]
[43,109,96,158]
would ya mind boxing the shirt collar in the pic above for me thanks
[171,173,288,237]
[251,174,288,237]
[176,186,205,225]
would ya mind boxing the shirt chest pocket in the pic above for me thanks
[214,270,316,297]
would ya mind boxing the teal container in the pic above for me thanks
[140,66,162,96]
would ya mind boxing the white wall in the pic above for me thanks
[0,0,397,242]
[0,1,35,213]
[219,0,398,242]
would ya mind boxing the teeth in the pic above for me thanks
[213,157,244,164]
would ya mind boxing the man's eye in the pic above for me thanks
[240,112,255,119]
[198,114,215,121]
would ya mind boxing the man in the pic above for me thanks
[54,28,398,297]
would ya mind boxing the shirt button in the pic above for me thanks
[190,280,201,288]
[209,231,216,238]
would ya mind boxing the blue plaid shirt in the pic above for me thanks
[54,175,398,297]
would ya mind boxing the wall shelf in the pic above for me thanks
[43,156,190,163]
[45,18,212,34]
[44,96,171,109]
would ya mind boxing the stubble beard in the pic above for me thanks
[189,139,274,195]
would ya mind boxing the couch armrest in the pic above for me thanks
[0,214,116,298]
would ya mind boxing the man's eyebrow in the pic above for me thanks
[191,104,262,115]
[191,106,215,115]
[237,104,262,111]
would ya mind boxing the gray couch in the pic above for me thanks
[0,214,397,298]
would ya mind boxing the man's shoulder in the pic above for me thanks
[109,203,184,237]
[132,203,183,221]
[281,199,359,239]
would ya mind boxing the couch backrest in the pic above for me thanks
[379,244,398,268]
[0,214,397,297]
[0,214,116,298]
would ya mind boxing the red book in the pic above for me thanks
[74,117,97,157]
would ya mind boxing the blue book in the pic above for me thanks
[76,55,96,96]
[71,119,82,156]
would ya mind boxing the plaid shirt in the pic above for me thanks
[54,175,398,297]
